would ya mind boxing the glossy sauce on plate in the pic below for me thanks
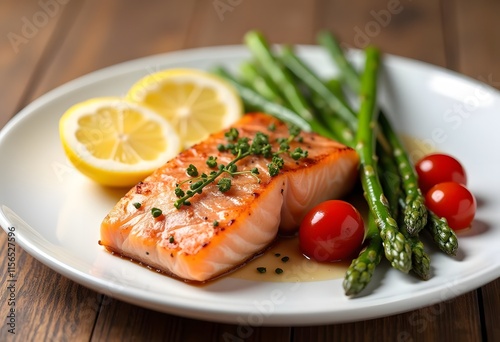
[230,236,351,282]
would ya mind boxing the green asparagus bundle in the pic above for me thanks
[378,144,431,281]
[212,29,458,296]
[353,46,412,274]
[317,31,428,235]
[316,31,458,257]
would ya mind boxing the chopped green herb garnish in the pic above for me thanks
[173,126,307,209]
[206,156,218,168]
[186,164,198,177]
[225,127,239,141]
[267,162,280,177]
[151,207,163,218]
[290,147,308,160]
[217,143,226,152]
[274,253,281,257]
[257,267,267,274]
[133,202,141,209]
[217,178,232,192]
[169,236,175,243]
[275,268,284,274]
[174,187,185,198]
[213,220,219,227]
[281,256,290,263]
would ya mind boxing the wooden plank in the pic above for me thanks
[315,0,447,66]
[293,291,482,342]
[29,0,198,101]
[443,1,500,340]
[0,234,100,340]
[0,2,101,340]
[0,0,68,127]
[481,279,500,342]
[186,0,318,46]
[92,299,291,342]
[453,0,500,85]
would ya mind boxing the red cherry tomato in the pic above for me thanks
[425,182,476,231]
[299,200,365,262]
[415,153,467,194]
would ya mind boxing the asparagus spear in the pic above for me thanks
[211,66,335,137]
[379,149,431,280]
[343,214,383,296]
[355,46,412,273]
[379,115,428,236]
[244,31,360,145]
[244,31,316,123]
[425,211,459,256]
[294,75,357,140]
[280,45,358,130]
[317,31,361,92]
[343,143,393,296]
[407,237,431,280]
[239,61,283,104]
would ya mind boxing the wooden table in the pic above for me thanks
[1,1,499,340]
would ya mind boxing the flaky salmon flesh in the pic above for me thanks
[100,113,359,282]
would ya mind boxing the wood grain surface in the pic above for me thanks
[1,1,498,341]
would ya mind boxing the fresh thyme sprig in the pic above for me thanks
[173,124,308,209]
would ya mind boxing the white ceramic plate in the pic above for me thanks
[1,46,499,326]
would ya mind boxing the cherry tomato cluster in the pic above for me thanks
[415,153,476,231]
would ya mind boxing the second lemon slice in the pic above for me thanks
[126,68,243,147]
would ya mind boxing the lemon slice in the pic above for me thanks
[127,68,243,147]
[59,97,181,187]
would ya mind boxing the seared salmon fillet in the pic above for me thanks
[100,113,359,282]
